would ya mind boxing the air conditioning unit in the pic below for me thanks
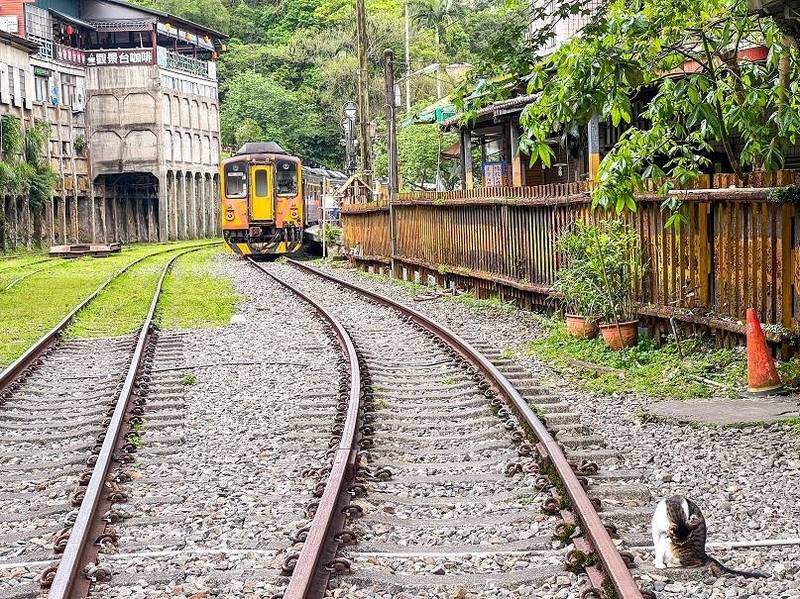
[72,91,84,113]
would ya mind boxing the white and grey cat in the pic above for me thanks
[652,495,767,577]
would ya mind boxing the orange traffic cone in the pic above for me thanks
[745,308,784,396]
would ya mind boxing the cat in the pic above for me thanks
[652,495,768,578]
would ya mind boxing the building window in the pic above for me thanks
[20,71,26,104]
[8,66,14,102]
[34,74,47,102]
[61,73,76,107]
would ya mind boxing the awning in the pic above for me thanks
[440,140,460,159]
[49,9,96,30]
[402,96,457,126]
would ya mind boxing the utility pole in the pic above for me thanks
[383,49,399,201]
[404,1,411,111]
[384,48,399,273]
[355,0,372,183]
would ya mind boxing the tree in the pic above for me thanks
[528,0,800,222]
[388,123,457,189]
[220,72,342,165]
[451,0,799,225]
[234,118,265,146]
[408,0,463,97]
[132,0,231,33]
[0,116,56,210]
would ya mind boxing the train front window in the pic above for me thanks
[225,163,247,198]
[275,160,298,196]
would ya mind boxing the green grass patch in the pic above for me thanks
[158,246,241,330]
[523,316,746,400]
[0,241,207,366]
[446,291,517,313]
[68,254,172,339]
[181,373,197,385]
[785,418,800,432]
[0,255,56,287]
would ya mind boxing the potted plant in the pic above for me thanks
[589,219,644,350]
[554,223,603,338]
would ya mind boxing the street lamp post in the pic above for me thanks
[341,101,357,176]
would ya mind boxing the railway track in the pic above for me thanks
[257,259,650,599]
[0,245,210,599]
[0,249,654,598]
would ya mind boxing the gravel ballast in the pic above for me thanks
[87,255,343,599]
[310,260,800,599]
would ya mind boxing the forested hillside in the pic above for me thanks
[134,0,526,171]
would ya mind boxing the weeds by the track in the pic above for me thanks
[158,246,241,330]
[517,315,746,401]
[0,241,205,366]
[67,244,238,339]
[68,255,171,339]
[181,373,198,385]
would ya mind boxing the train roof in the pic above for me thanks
[236,142,287,156]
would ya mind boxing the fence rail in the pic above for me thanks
[341,181,800,347]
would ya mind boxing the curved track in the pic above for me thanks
[0,245,207,599]
[0,242,217,395]
[258,259,648,599]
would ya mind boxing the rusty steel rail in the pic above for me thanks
[247,258,362,599]
[46,245,209,599]
[0,256,55,273]
[0,241,218,396]
[287,259,645,599]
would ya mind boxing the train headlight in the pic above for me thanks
[225,206,235,221]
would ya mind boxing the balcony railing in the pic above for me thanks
[157,48,212,79]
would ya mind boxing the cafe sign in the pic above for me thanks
[86,48,154,66]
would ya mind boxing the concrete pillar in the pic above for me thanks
[192,173,200,238]
[211,174,219,236]
[60,192,68,244]
[111,188,119,243]
[100,182,109,243]
[207,174,213,237]
[187,173,196,238]
[198,173,207,237]
[182,172,190,239]
[158,172,169,242]
[168,172,177,240]
[176,172,182,240]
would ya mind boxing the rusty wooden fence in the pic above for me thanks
[341,183,800,348]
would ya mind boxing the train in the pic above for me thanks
[220,141,346,256]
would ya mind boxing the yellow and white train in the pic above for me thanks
[220,142,344,256]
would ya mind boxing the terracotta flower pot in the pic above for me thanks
[565,314,599,339]
[599,320,639,350]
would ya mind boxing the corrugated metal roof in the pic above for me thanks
[49,9,96,30]
[439,93,538,129]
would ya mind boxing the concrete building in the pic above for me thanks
[0,0,224,244]
[0,30,39,252]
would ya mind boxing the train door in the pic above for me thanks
[249,165,273,221]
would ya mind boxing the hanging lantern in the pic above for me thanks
[65,24,74,35]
